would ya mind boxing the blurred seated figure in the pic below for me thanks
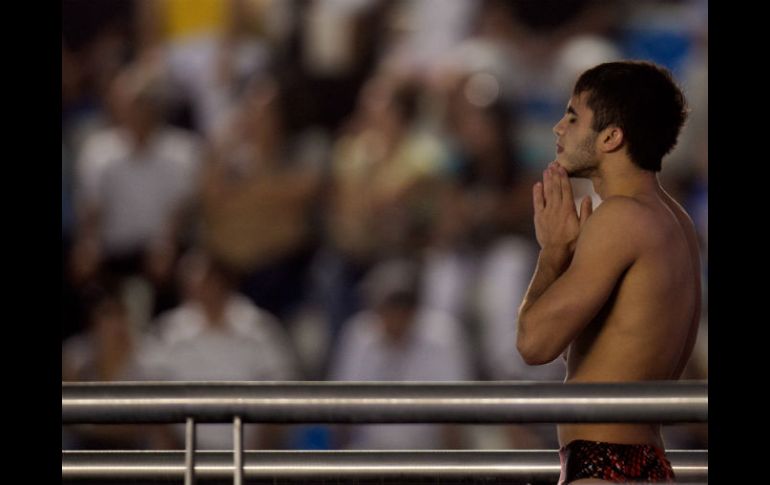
[63,282,144,383]
[62,282,170,449]
[71,60,202,322]
[144,248,300,449]
[318,72,451,357]
[328,258,473,449]
[200,74,323,324]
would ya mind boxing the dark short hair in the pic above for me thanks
[574,61,688,172]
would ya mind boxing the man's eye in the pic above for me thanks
[568,118,576,124]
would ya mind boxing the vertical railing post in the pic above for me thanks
[185,417,196,485]
[233,416,243,485]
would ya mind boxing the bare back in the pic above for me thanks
[559,189,701,448]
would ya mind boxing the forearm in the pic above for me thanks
[519,246,571,317]
[517,246,571,360]
[517,162,597,364]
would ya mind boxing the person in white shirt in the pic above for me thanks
[328,258,473,449]
[71,61,202,320]
[145,249,300,449]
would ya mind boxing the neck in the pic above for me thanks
[126,124,156,150]
[586,156,660,200]
[202,297,228,328]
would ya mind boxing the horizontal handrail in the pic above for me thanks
[62,380,708,424]
[62,449,708,483]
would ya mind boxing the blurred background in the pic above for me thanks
[62,0,708,453]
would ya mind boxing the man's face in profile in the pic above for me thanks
[553,92,599,177]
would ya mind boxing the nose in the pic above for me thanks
[553,117,565,137]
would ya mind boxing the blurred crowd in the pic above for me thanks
[62,0,708,452]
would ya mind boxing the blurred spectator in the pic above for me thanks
[374,0,480,81]
[200,74,324,323]
[63,33,123,340]
[71,61,202,325]
[318,73,450,351]
[62,282,170,449]
[136,0,272,135]
[436,73,534,247]
[328,258,473,449]
[62,0,137,153]
[274,0,393,133]
[330,73,449,255]
[144,248,300,449]
[63,283,143,382]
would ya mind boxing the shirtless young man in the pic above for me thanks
[516,61,701,484]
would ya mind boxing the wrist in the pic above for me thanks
[539,245,571,272]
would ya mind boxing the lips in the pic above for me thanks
[557,144,564,154]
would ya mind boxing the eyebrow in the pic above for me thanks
[567,106,578,116]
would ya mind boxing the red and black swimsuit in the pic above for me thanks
[558,439,676,484]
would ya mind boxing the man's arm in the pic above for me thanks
[516,162,589,365]
[516,164,643,365]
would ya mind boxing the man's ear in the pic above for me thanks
[599,126,624,153]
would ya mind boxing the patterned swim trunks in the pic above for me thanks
[558,439,676,483]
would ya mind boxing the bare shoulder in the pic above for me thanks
[592,195,650,215]
[583,196,659,239]
[566,196,656,269]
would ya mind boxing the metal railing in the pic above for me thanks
[62,380,708,484]
[63,380,707,423]
[62,449,708,483]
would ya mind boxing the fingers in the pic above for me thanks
[579,195,593,226]
[542,165,553,204]
[533,182,544,213]
[557,164,573,202]
[544,162,562,205]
